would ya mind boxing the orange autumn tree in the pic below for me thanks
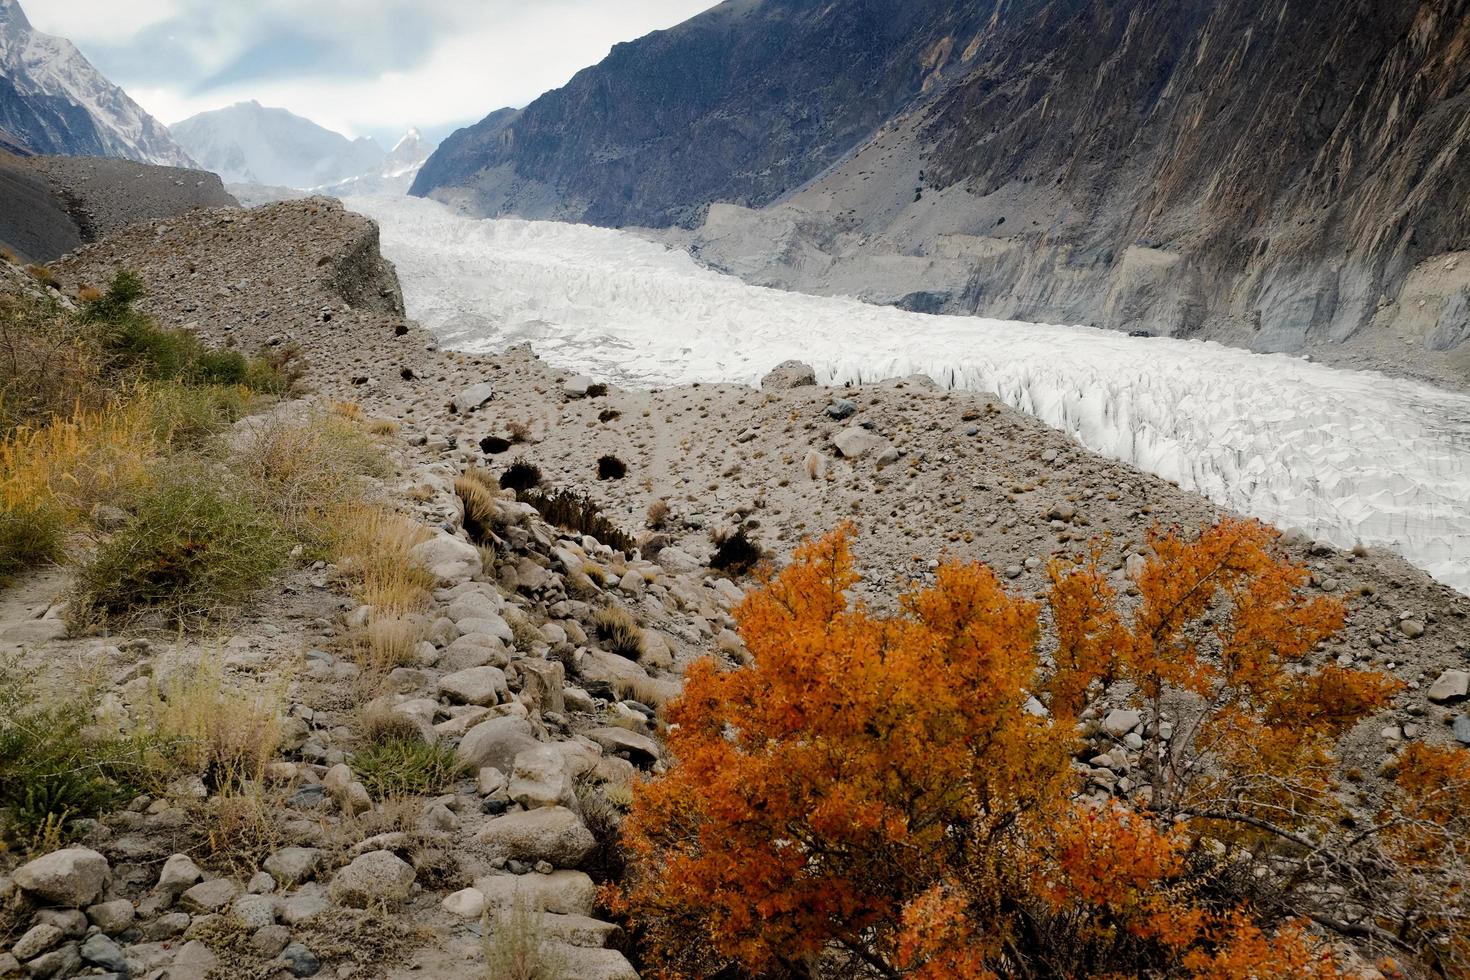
[612,519,1467,978]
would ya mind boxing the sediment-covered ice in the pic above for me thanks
[352,195,1470,594]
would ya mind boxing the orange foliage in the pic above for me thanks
[615,520,1457,978]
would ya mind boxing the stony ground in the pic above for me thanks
[0,198,1465,979]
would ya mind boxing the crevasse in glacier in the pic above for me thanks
[351,195,1470,595]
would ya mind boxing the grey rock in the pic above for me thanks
[12,923,64,960]
[509,744,578,810]
[251,924,292,958]
[585,726,661,768]
[825,399,858,420]
[474,870,597,916]
[1428,669,1469,704]
[456,715,538,771]
[277,892,331,925]
[451,381,495,413]
[79,933,129,973]
[85,899,136,935]
[328,851,416,907]
[832,425,887,459]
[156,853,203,896]
[1102,709,1142,737]
[1453,715,1470,745]
[179,877,241,913]
[232,893,277,929]
[281,942,321,977]
[263,847,323,886]
[760,360,817,390]
[13,848,110,907]
[477,807,596,868]
[21,942,81,979]
[439,665,509,706]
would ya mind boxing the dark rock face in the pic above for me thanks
[411,0,996,226]
[918,0,1470,345]
[0,74,109,158]
[0,153,238,263]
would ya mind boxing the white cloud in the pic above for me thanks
[29,0,716,137]
[25,0,185,43]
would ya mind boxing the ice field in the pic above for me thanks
[353,195,1470,594]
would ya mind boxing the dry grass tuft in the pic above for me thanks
[350,614,426,675]
[149,659,283,790]
[591,605,646,660]
[481,900,568,980]
[333,505,436,615]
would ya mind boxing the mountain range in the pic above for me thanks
[0,0,192,166]
[412,0,1470,366]
[170,101,390,189]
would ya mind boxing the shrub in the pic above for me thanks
[506,419,534,444]
[232,411,388,549]
[499,461,544,493]
[142,381,250,447]
[244,342,305,395]
[0,502,65,583]
[612,522,1452,978]
[645,500,670,530]
[597,454,627,480]
[25,265,58,289]
[351,615,426,675]
[69,463,288,626]
[353,736,464,799]
[517,488,635,554]
[598,409,621,423]
[457,468,511,545]
[0,397,158,521]
[148,659,282,790]
[591,605,645,660]
[481,900,567,980]
[480,436,512,455]
[0,291,108,432]
[0,658,151,846]
[584,383,608,398]
[709,526,763,575]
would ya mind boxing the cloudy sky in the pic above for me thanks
[28,0,716,145]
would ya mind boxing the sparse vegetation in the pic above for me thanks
[517,487,635,554]
[499,461,544,492]
[481,900,567,980]
[645,499,670,530]
[506,418,534,444]
[147,658,283,790]
[69,462,289,627]
[332,506,436,615]
[597,454,627,480]
[592,604,645,659]
[0,658,152,846]
[353,734,465,799]
[709,525,763,574]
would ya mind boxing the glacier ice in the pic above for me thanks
[352,194,1470,595]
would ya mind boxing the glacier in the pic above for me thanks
[350,194,1470,595]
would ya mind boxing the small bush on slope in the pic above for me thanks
[0,657,153,847]
[69,462,288,627]
[615,521,1470,978]
[353,735,465,800]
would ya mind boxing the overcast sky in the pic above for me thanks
[28,0,716,145]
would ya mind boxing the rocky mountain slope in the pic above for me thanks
[171,102,387,190]
[0,0,194,167]
[415,0,1470,376]
[0,197,1464,977]
[0,151,236,263]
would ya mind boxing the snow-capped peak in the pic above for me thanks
[0,0,195,167]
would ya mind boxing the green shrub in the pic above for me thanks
[0,502,65,583]
[70,463,288,626]
[352,736,465,799]
[143,382,250,448]
[194,348,248,385]
[0,658,152,845]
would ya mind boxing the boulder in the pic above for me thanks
[655,547,700,574]
[548,944,640,980]
[456,715,539,771]
[13,848,110,907]
[760,360,817,390]
[442,887,486,919]
[328,850,416,908]
[85,899,135,935]
[475,870,597,916]
[477,807,596,867]
[409,531,482,584]
[518,659,566,715]
[263,847,324,886]
[179,877,241,913]
[451,381,495,414]
[585,726,661,768]
[832,426,887,459]
[509,744,578,810]
[439,665,509,706]
[1428,669,1469,704]
[1102,709,1142,737]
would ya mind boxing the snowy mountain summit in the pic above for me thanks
[0,0,194,165]
[171,101,387,189]
[316,127,436,198]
